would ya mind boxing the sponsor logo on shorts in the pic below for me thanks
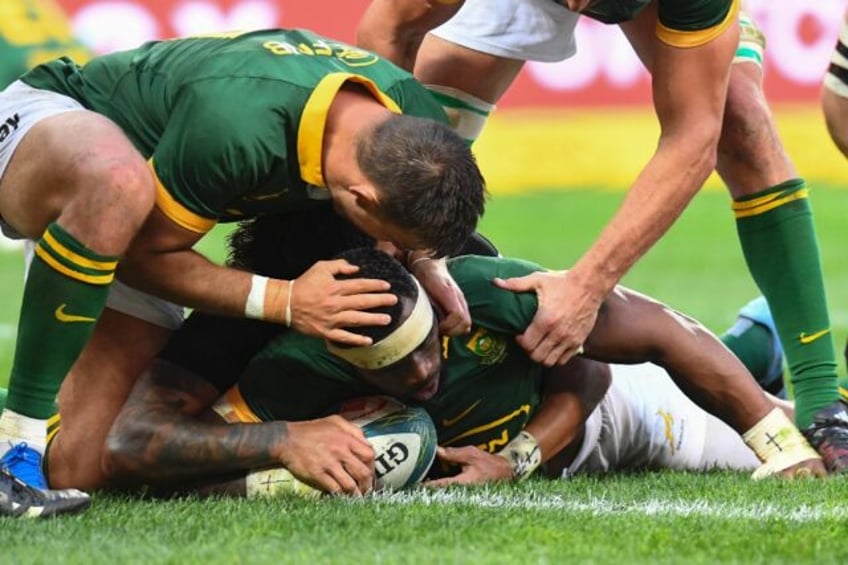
[0,113,21,143]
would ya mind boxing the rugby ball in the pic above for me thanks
[338,396,438,492]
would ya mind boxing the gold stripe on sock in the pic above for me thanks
[42,230,118,271]
[733,188,809,219]
[34,245,115,285]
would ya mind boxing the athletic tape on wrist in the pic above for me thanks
[496,430,541,480]
[743,408,821,480]
[327,278,434,370]
[285,280,294,328]
[245,275,268,319]
[245,468,320,499]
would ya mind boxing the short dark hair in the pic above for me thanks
[334,247,418,344]
[357,115,487,257]
[227,206,374,278]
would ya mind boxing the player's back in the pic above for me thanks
[19,28,440,155]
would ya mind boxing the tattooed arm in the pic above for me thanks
[103,358,375,495]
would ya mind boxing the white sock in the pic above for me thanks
[0,410,47,456]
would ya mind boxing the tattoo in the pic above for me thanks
[107,359,288,484]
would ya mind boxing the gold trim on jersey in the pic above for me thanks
[732,188,809,219]
[656,0,739,48]
[298,73,402,187]
[148,159,217,234]
[440,404,530,447]
[212,386,262,424]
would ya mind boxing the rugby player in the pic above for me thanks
[357,0,848,472]
[0,27,486,514]
[102,240,824,496]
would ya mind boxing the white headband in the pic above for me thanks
[327,278,434,370]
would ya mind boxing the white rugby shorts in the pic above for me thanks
[563,363,760,475]
[430,0,579,63]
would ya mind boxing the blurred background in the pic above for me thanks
[0,0,846,381]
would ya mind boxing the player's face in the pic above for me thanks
[359,315,442,402]
[333,198,424,252]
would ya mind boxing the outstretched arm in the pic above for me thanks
[582,287,772,434]
[356,0,463,70]
[103,359,375,495]
[495,5,739,367]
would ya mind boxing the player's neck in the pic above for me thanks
[323,86,391,187]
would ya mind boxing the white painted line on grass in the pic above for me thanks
[373,489,848,523]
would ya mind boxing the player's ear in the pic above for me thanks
[349,183,380,207]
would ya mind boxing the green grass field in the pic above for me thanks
[2,187,848,562]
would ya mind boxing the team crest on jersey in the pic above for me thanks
[465,328,506,365]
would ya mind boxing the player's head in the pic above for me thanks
[356,114,487,258]
[327,247,442,402]
[227,207,373,278]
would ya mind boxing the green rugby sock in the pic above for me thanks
[734,179,838,427]
[5,223,117,419]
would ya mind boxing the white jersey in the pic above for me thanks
[562,363,760,476]
[430,0,579,63]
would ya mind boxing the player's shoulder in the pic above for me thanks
[448,255,544,286]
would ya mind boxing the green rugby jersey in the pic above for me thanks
[554,0,737,47]
[0,0,91,88]
[21,28,448,232]
[238,255,545,455]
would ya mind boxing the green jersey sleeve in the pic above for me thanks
[448,255,543,335]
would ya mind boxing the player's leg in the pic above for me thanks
[715,15,846,471]
[46,308,175,490]
[417,0,580,143]
[0,83,155,493]
[821,11,848,158]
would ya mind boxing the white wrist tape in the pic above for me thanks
[743,408,821,480]
[285,279,294,328]
[244,275,268,319]
[496,430,541,480]
[245,467,320,499]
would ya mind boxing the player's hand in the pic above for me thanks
[494,270,602,367]
[411,257,471,336]
[278,416,376,496]
[290,259,397,346]
[424,446,514,487]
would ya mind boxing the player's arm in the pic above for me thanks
[356,0,463,70]
[103,358,375,495]
[524,358,611,465]
[583,286,773,434]
[495,3,740,367]
[428,358,612,486]
[118,207,395,346]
